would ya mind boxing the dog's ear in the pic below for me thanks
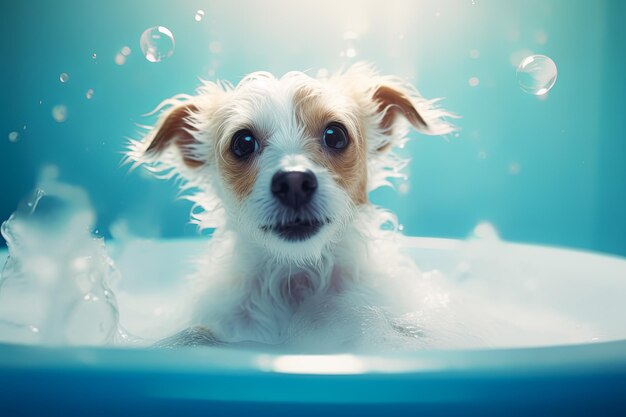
[372,84,428,135]
[143,102,204,168]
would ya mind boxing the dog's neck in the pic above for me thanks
[191,217,376,344]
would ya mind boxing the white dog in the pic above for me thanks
[127,63,454,349]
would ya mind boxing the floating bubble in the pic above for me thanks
[86,89,94,100]
[52,105,67,122]
[91,52,97,59]
[509,162,521,175]
[534,30,548,45]
[59,73,69,83]
[140,26,175,63]
[468,76,480,87]
[115,53,126,66]
[8,131,19,143]
[209,41,221,54]
[516,54,557,96]
[121,46,131,57]
[195,9,205,21]
[316,68,329,78]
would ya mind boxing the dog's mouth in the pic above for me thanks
[261,217,329,241]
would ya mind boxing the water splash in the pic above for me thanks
[0,172,120,345]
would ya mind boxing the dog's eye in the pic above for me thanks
[322,123,349,150]
[231,129,260,159]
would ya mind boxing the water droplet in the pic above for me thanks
[140,26,175,63]
[468,76,480,87]
[8,131,19,143]
[114,53,126,66]
[534,30,548,45]
[516,54,557,96]
[59,73,69,83]
[316,68,329,78]
[209,41,221,54]
[509,162,521,175]
[195,9,205,21]
[52,105,68,123]
[86,89,94,100]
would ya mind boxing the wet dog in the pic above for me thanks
[127,63,453,347]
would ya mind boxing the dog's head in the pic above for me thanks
[127,63,453,262]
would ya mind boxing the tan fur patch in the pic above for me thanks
[293,87,368,205]
[216,135,260,201]
[146,104,204,168]
[373,85,427,131]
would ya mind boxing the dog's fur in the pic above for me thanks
[127,63,454,346]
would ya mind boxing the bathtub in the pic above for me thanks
[1,237,625,416]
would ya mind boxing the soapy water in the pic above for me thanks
[0,176,612,351]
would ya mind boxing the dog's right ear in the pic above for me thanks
[141,101,204,168]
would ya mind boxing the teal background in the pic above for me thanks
[1,0,625,256]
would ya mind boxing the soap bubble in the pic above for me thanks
[120,46,131,57]
[8,131,19,143]
[86,88,94,100]
[516,54,557,96]
[91,53,97,59]
[140,26,175,63]
[52,105,67,122]
[468,76,480,87]
[194,9,205,21]
[59,73,69,83]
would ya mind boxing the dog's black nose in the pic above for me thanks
[271,170,317,209]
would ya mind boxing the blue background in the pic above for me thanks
[1,0,625,256]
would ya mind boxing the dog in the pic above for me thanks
[127,63,454,349]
